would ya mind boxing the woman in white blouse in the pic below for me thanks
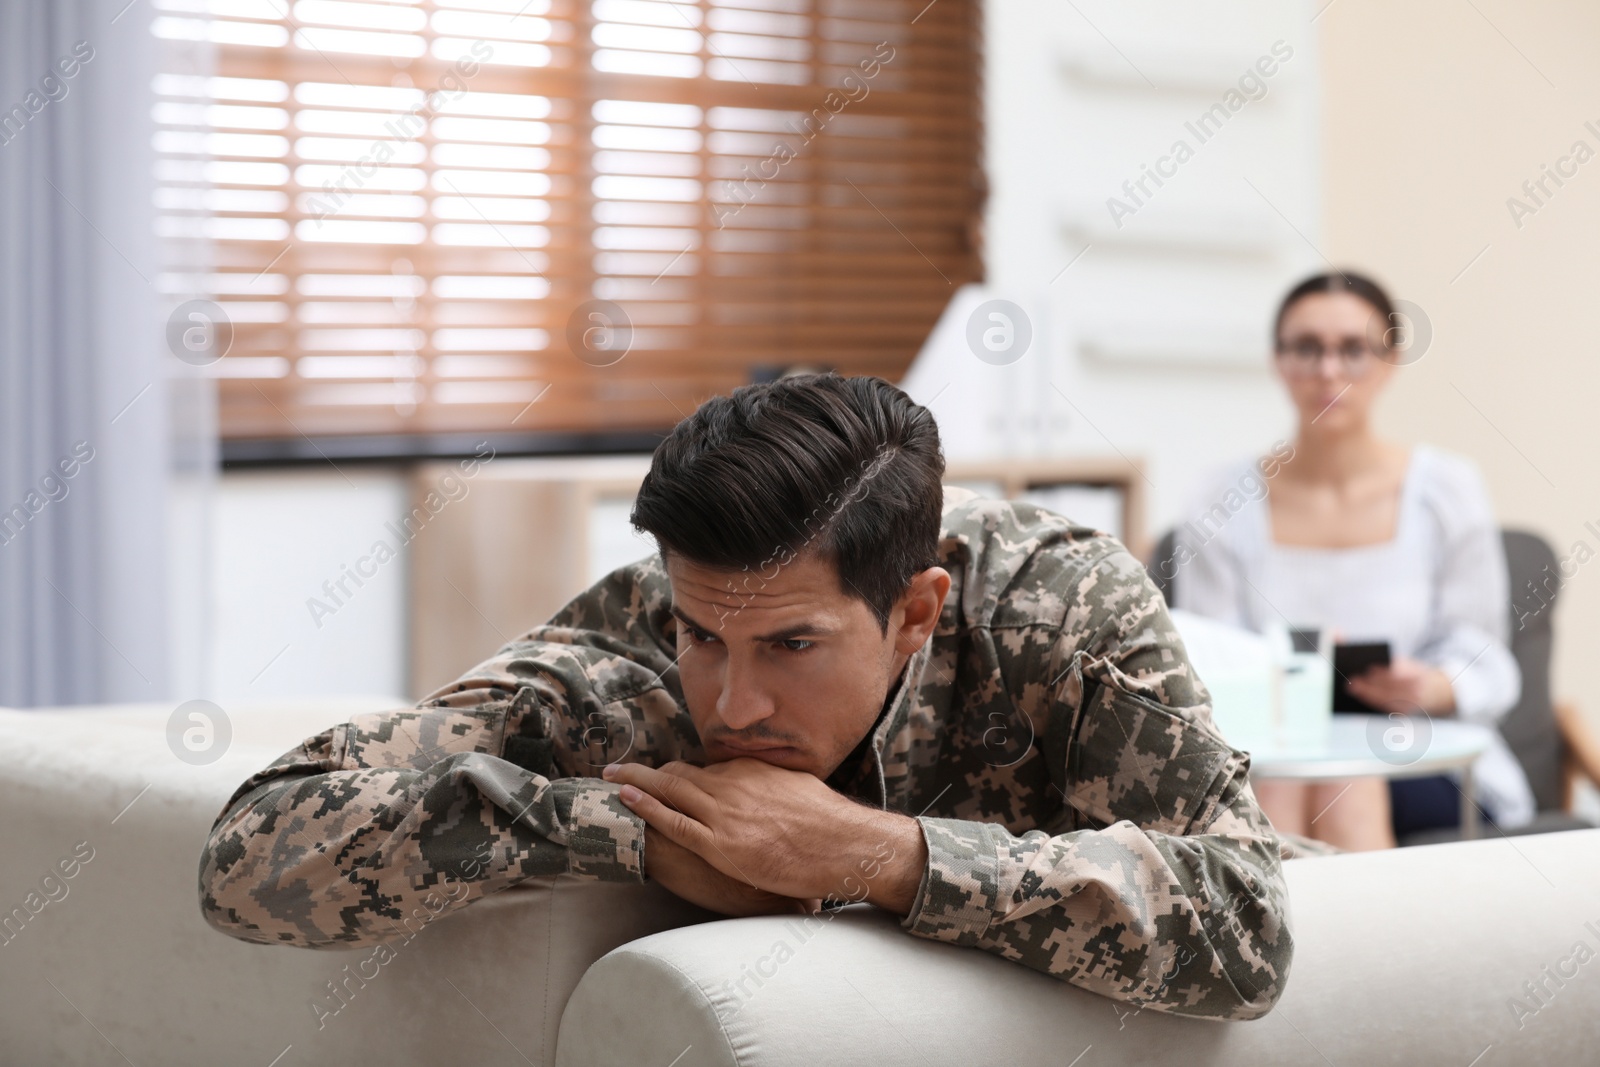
[1175,271,1535,851]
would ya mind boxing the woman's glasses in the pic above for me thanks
[1274,335,1385,378]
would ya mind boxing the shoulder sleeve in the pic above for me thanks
[198,556,697,948]
[1170,460,1263,628]
[900,540,1294,1021]
[1413,450,1521,722]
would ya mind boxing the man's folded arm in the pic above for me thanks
[899,740,1288,1021]
[198,668,647,949]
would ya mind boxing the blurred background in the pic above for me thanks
[3,0,1596,739]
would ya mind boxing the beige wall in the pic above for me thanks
[1322,0,1600,721]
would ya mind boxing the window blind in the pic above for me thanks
[152,0,983,443]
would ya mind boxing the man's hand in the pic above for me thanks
[1345,656,1455,716]
[643,827,819,918]
[603,758,927,915]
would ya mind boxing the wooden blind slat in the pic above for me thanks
[153,0,983,440]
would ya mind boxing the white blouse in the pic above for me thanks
[1173,444,1536,828]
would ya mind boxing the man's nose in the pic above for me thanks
[715,655,776,731]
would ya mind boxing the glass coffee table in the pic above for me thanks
[1244,715,1497,839]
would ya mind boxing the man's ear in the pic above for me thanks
[891,566,951,655]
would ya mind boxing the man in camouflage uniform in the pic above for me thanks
[200,373,1312,1022]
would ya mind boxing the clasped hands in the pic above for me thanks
[601,758,925,920]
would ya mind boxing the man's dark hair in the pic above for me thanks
[631,373,945,632]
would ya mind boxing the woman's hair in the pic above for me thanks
[1273,271,1395,345]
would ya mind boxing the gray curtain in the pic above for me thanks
[0,1,171,706]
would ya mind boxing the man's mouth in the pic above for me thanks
[711,738,799,759]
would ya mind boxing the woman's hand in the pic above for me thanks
[1345,656,1456,716]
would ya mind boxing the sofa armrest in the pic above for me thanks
[0,704,718,1067]
[557,830,1600,1065]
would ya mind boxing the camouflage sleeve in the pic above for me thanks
[900,544,1294,1021]
[199,559,694,949]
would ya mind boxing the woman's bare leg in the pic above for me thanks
[1253,779,1311,837]
[1306,778,1395,851]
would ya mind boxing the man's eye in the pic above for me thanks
[778,639,813,653]
[686,626,718,644]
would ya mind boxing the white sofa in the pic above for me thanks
[3,702,1597,1066]
[0,700,727,1067]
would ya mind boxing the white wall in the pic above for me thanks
[208,469,410,703]
[205,467,657,702]
[1319,0,1600,721]
[972,0,1323,535]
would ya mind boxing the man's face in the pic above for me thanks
[666,551,947,779]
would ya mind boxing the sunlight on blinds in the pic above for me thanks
[151,0,981,441]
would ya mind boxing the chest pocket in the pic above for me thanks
[500,685,558,778]
[1064,676,1234,836]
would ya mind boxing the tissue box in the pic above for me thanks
[1169,610,1332,754]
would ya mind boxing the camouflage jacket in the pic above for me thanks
[200,487,1300,1021]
